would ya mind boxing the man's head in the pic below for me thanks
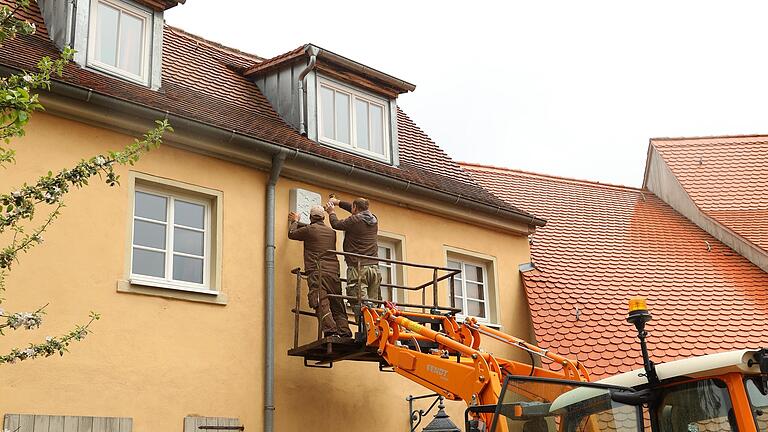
[309,205,325,222]
[351,197,369,215]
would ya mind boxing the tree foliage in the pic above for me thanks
[0,1,171,364]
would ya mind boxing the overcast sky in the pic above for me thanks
[166,1,768,187]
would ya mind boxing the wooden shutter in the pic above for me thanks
[3,414,132,432]
[183,416,242,431]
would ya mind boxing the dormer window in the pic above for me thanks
[245,44,415,165]
[317,77,390,160]
[87,0,152,85]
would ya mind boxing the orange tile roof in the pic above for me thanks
[650,136,768,255]
[463,163,768,379]
[0,2,536,223]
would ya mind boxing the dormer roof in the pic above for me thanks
[136,0,185,11]
[243,44,416,98]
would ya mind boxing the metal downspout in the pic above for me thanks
[297,46,319,135]
[65,0,75,48]
[264,150,287,432]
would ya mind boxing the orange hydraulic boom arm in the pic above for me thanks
[362,305,589,429]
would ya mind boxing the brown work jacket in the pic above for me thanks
[328,201,379,267]
[288,219,340,275]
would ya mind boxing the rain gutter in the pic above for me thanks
[16,71,545,229]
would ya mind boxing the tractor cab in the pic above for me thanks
[469,349,768,432]
[467,295,768,432]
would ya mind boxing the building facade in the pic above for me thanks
[0,1,545,430]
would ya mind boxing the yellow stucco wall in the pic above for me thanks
[0,113,534,431]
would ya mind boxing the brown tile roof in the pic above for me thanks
[243,44,416,96]
[136,0,184,11]
[650,136,768,254]
[241,45,307,77]
[463,163,768,379]
[7,0,47,38]
[0,2,535,223]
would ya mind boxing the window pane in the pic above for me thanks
[370,104,384,155]
[174,227,204,256]
[355,99,369,150]
[132,248,165,277]
[133,219,166,249]
[382,286,395,302]
[335,92,350,144]
[451,278,463,296]
[320,87,334,140]
[467,300,486,318]
[173,255,204,284]
[745,377,768,431]
[95,2,119,66]
[447,260,461,270]
[135,191,167,221]
[465,264,484,283]
[174,200,205,229]
[657,379,735,432]
[380,265,392,285]
[378,246,391,260]
[466,281,484,300]
[118,12,144,76]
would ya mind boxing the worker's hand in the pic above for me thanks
[328,197,340,206]
[324,201,335,213]
[288,212,299,222]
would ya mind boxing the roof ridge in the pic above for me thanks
[460,162,647,193]
[651,134,768,144]
[164,25,265,62]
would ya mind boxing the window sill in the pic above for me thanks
[456,315,502,330]
[116,279,227,305]
[317,137,392,165]
[86,61,150,87]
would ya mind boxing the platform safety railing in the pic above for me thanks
[290,250,462,350]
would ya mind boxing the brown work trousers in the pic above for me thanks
[307,271,351,337]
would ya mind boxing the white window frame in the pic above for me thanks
[448,258,491,323]
[316,76,391,162]
[130,185,214,294]
[87,0,153,85]
[378,240,399,303]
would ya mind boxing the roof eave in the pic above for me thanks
[243,44,416,94]
[313,45,416,93]
[21,69,536,231]
[137,0,184,11]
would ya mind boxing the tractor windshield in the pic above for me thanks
[481,377,643,432]
[744,376,768,431]
[654,378,737,432]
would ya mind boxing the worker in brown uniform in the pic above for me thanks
[288,205,351,338]
[325,196,382,317]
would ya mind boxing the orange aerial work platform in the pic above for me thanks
[288,251,464,367]
[287,251,589,430]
